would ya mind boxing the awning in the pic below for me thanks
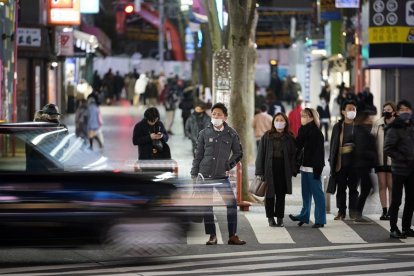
[73,30,99,54]
[81,26,111,56]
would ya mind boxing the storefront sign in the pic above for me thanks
[57,32,74,56]
[335,0,359,8]
[48,0,81,25]
[368,0,414,66]
[80,0,99,14]
[17,28,41,47]
[320,0,341,21]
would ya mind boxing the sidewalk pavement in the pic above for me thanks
[62,101,383,217]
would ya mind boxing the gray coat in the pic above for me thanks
[185,112,211,143]
[255,132,297,196]
[191,122,243,179]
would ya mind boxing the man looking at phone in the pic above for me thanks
[133,107,171,159]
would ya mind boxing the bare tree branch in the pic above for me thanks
[246,0,257,34]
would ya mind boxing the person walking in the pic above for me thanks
[75,99,89,144]
[353,111,377,222]
[252,104,273,148]
[384,100,414,239]
[371,102,396,220]
[134,73,148,106]
[179,89,194,134]
[185,103,210,157]
[256,112,297,227]
[132,107,170,160]
[191,102,245,245]
[317,97,331,142]
[87,97,103,150]
[289,108,326,228]
[327,100,359,220]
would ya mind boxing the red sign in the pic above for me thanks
[48,0,80,25]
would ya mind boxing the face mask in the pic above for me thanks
[346,111,357,120]
[274,122,286,130]
[399,112,412,121]
[211,118,223,127]
[321,100,326,106]
[382,111,393,119]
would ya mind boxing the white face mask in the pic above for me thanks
[346,111,357,120]
[211,118,223,127]
[274,122,286,130]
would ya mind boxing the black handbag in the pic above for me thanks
[152,139,164,152]
[249,177,267,197]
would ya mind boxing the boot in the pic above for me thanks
[268,217,276,227]
[276,218,284,227]
[206,234,217,245]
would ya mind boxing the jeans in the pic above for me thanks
[336,166,359,216]
[295,171,326,224]
[389,172,414,231]
[203,178,238,236]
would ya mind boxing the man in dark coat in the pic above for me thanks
[191,103,245,246]
[384,100,414,239]
[185,103,210,157]
[132,107,170,160]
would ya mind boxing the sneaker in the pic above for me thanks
[380,212,390,220]
[402,228,414,237]
[334,213,345,220]
[312,223,324,228]
[390,229,407,239]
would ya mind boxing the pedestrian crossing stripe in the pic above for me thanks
[187,213,413,245]
[366,214,414,244]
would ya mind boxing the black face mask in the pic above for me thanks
[196,112,203,117]
[382,111,393,119]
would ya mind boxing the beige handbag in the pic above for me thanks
[249,176,267,197]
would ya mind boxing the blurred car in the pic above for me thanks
[0,122,189,256]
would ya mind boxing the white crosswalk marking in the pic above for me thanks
[347,246,414,254]
[244,212,294,243]
[310,213,366,243]
[366,215,414,244]
[186,215,223,244]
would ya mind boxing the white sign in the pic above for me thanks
[80,0,99,14]
[407,1,414,26]
[17,28,41,47]
[335,0,359,8]
[57,32,74,56]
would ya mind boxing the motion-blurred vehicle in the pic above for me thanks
[0,122,189,256]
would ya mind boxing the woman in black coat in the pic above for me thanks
[289,108,326,228]
[255,112,297,227]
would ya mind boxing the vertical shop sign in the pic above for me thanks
[57,31,74,56]
[212,49,231,106]
[368,0,414,66]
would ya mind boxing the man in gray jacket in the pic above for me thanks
[191,102,245,245]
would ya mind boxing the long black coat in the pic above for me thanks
[132,119,170,160]
[255,132,297,196]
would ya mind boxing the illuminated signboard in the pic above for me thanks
[80,0,99,14]
[48,0,81,25]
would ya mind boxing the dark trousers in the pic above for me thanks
[389,172,414,231]
[203,178,237,236]
[356,168,373,215]
[320,122,329,141]
[265,194,285,218]
[336,166,359,215]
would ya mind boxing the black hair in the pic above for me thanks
[211,102,228,116]
[144,107,160,122]
[341,100,357,111]
[397,99,412,111]
[260,104,268,112]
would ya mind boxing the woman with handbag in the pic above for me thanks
[289,108,326,228]
[255,112,297,227]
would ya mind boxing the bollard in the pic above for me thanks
[323,175,331,213]
[236,162,251,211]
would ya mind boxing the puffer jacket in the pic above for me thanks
[384,118,414,176]
[191,122,243,179]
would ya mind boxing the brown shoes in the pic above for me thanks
[228,235,246,245]
[206,235,217,245]
[334,213,345,220]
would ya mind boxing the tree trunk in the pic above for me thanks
[228,0,257,201]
